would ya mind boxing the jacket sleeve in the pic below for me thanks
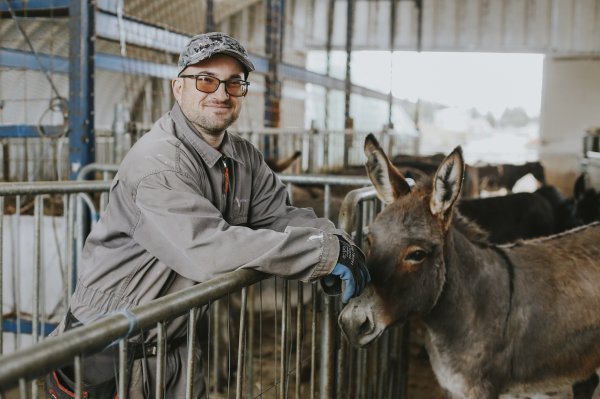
[247,153,346,235]
[132,170,339,283]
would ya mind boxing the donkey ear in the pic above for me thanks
[430,146,464,225]
[364,133,411,204]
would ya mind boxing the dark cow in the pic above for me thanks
[457,192,555,244]
[534,185,583,233]
[573,173,600,225]
[338,134,600,399]
[476,161,546,192]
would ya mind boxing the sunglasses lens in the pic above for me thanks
[192,75,248,97]
[225,81,247,97]
[195,76,219,93]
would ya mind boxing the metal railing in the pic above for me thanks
[0,128,417,182]
[0,179,410,399]
[235,128,417,174]
[0,181,111,399]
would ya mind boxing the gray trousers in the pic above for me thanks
[126,342,206,399]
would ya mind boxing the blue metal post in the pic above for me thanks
[68,0,95,180]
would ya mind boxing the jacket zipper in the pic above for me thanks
[222,156,229,195]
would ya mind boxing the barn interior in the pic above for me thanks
[1,1,599,398]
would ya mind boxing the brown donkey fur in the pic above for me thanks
[338,134,600,399]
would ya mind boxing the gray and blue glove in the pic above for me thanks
[321,236,370,303]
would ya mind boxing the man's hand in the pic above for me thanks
[321,236,370,303]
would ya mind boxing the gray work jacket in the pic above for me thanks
[70,104,341,327]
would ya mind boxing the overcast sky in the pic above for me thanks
[310,51,545,118]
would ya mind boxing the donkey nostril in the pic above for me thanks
[358,316,372,336]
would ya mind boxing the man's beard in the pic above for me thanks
[181,101,240,136]
[195,112,237,136]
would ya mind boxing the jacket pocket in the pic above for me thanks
[230,197,249,225]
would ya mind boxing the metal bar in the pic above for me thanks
[0,181,111,195]
[69,0,95,179]
[155,322,166,399]
[74,355,82,399]
[324,184,331,220]
[211,300,220,393]
[264,0,282,131]
[324,0,335,130]
[118,339,129,399]
[377,332,390,399]
[310,283,317,399]
[205,0,215,32]
[0,196,3,355]
[319,294,335,399]
[18,377,26,399]
[185,308,198,399]
[0,0,69,12]
[295,281,303,399]
[336,333,346,398]
[246,285,255,399]
[235,288,248,399]
[32,196,43,345]
[67,193,76,296]
[279,174,370,186]
[279,279,290,398]
[344,0,355,129]
[15,196,21,349]
[287,182,294,204]
[0,268,267,391]
[0,125,63,138]
[337,187,378,233]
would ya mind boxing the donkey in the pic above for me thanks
[338,134,600,399]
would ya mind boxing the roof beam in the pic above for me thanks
[0,5,402,104]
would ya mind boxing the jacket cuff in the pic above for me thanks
[308,232,340,281]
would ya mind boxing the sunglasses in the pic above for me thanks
[179,74,250,97]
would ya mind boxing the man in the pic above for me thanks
[48,32,369,398]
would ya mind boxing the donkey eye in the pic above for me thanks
[405,250,427,263]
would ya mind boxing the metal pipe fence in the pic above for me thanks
[0,179,408,399]
[235,128,417,174]
[0,129,417,183]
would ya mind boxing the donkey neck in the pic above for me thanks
[424,226,514,339]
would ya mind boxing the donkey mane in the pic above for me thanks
[500,220,600,248]
[452,212,490,244]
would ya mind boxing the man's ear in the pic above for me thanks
[172,78,183,103]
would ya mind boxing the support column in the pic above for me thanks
[264,0,284,159]
[344,0,355,130]
[388,0,397,129]
[205,0,215,32]
[68,0,95,180]
[343,0,355,168]
[324,0,335,130]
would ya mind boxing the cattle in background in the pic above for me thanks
[476,161,546,193]
[573,173,600,224]
[391,153,480,197]
[457,192,555,244]
[339,134,600,399]
[534,185,582,233]
[265,150,302,173]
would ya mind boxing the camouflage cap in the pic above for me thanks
[177,32,255,77]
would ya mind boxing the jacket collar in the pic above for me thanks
[171,103,244,168]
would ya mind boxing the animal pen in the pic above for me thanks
[0,178,410,399]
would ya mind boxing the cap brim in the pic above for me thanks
[184,50,255,75]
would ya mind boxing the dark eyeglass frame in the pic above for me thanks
[179,74,250,97]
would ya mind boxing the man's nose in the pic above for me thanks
[212,82,230,100]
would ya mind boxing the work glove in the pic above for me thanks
[321,235,370,303]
